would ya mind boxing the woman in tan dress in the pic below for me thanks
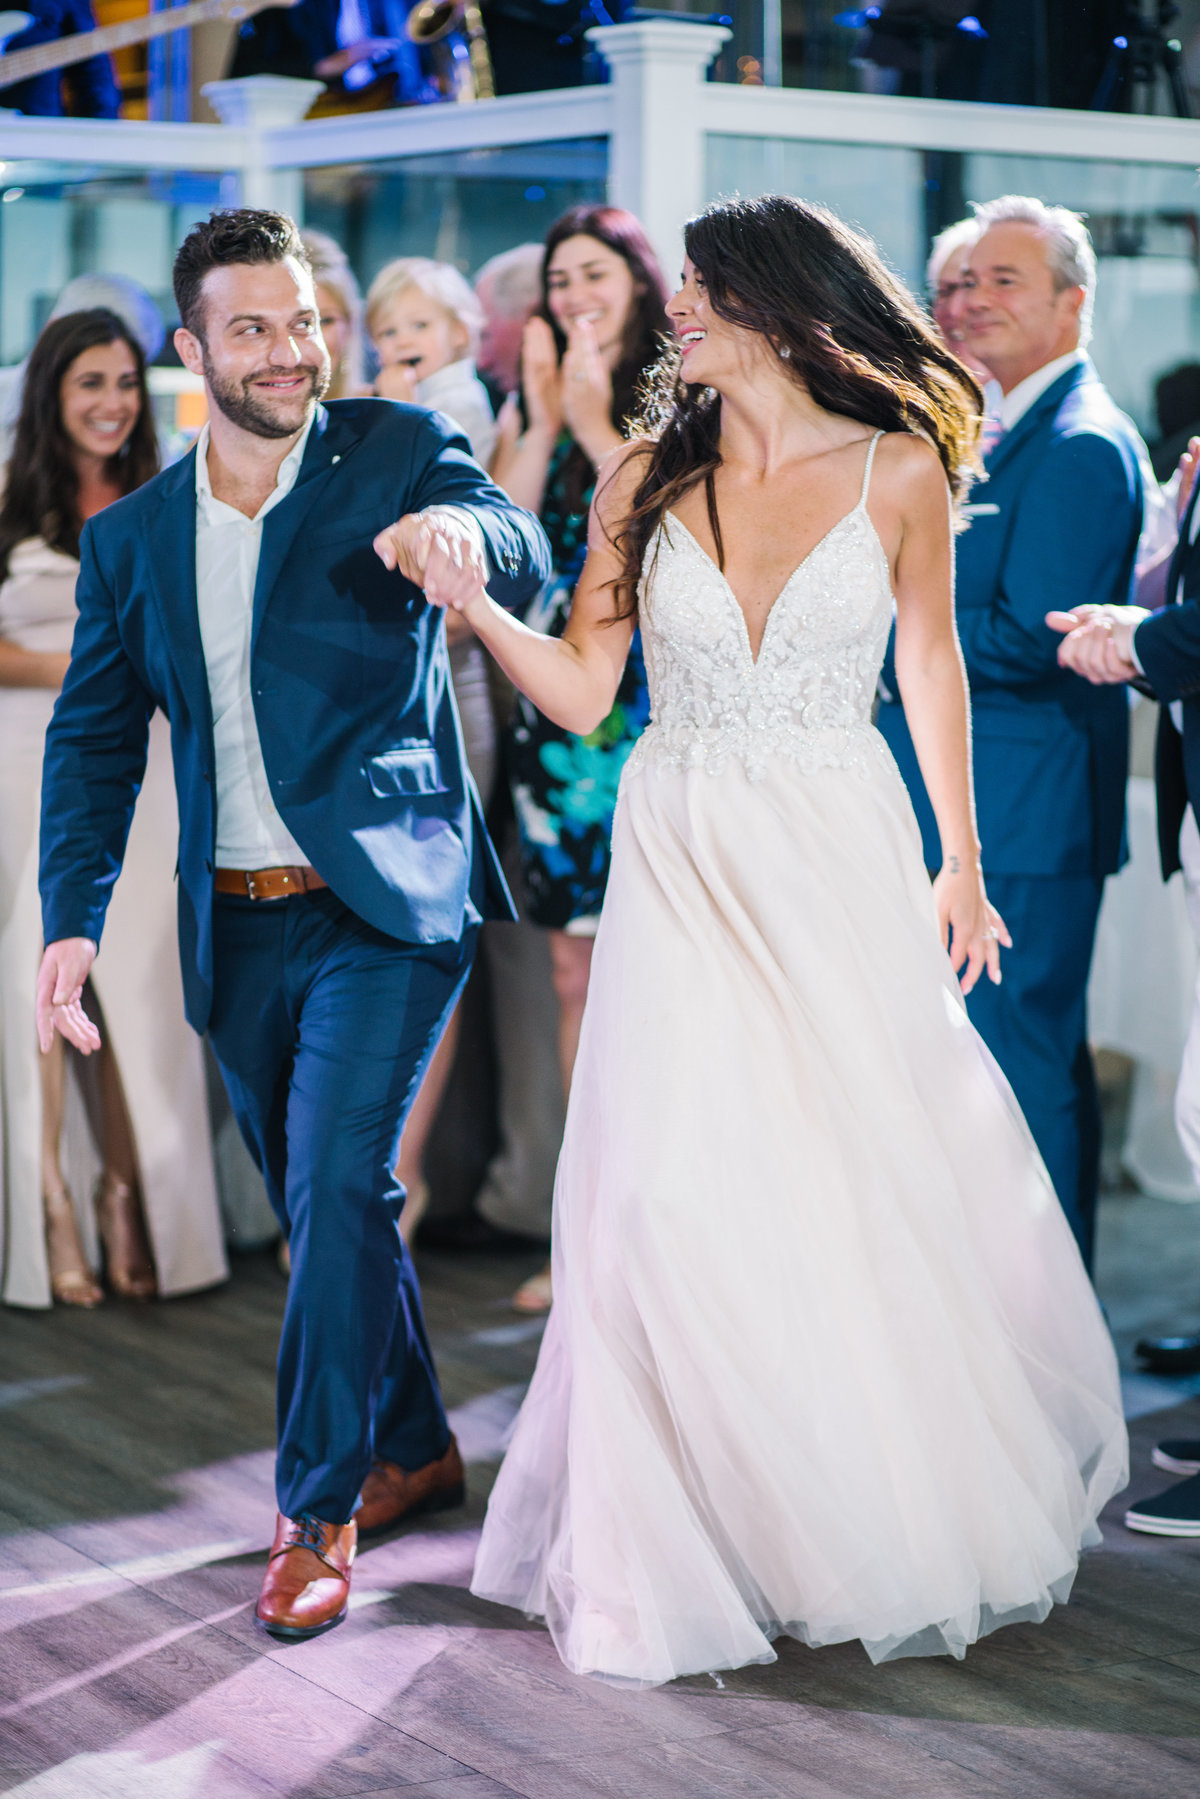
[0,308,226,1308]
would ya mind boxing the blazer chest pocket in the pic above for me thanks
[365,742,450,798]
[306,508,383,548]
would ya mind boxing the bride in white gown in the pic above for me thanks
[407,194,1127,1685]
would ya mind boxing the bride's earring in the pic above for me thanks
[779,345,791,361]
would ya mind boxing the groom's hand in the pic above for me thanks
[37,937,101,1055]
[1047,604,1146,684]
[373,508,486,592]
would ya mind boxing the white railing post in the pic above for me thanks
[588,20,730,281]
[202,75,325,219]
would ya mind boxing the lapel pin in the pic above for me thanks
[331,454,341,465]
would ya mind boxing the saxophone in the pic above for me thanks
[406,0,496,101]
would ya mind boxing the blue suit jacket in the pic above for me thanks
[1133,478,1200,878]
[39,399,551,1031]
[877,358,1143,878]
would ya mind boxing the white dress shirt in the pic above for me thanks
[997,348,1086,433]
[195,418,313,869]
[417,358,497,468]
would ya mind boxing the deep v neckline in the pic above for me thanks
[662,430,886,669]
[665,504,867,668]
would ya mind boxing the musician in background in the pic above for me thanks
[1,0,119,116]
[228,0,628,102]
[228,0,425,104]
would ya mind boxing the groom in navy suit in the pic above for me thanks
[36,210,549,1638]
[878,197,1143,1270]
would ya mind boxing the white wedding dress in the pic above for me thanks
[471,433,1128,1686]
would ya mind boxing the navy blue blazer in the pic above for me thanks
[1134,478,1200,878]
[877,358,1144,878]
[39,399,551,1031]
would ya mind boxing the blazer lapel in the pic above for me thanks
[250,404,364,656]
[142,450,215,755]
[984,361,1092,482]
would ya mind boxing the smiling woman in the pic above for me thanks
[0,307,226,1311]
[489,203,669,1316]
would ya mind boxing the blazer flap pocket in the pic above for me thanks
[365,742,449,798]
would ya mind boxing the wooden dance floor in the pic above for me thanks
[2,1191,1200,1798]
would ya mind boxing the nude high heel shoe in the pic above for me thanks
[43,1187,103,1308]
[511,1259,552,1315]
[94,1173,157,1301]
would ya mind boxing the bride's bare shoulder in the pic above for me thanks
[872,431,952,515]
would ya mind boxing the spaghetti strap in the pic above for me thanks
[859,430,885,508]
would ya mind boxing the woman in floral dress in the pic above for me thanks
[493,205,668,1310]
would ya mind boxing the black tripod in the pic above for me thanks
[1092,0,1192,119]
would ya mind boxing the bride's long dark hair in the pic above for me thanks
[609,195,983,618]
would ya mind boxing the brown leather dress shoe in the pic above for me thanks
[255,1512,356,1640]
[356,1436,466,1536]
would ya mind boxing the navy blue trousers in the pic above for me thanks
[965,873,1104,1271]
[208,889,476,1523]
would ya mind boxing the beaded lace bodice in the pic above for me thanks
[625,431,893,783]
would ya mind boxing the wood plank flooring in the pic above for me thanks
[1,1196,1199,1798]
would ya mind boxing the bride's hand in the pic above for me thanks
[373,512,489,617]
[421,526,489,617]
[932,858,1011,995]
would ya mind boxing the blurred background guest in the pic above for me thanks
[0,273,165,460]
[302,227,369,398]
[474,241,544,413]
[368,254,496,460]
[1151,363,1200,485]
[927,215,979,356]
[468,239,565,1254]
[492,203,667,1312]
[879,196,1145,1271]
[366,255,499,1244]
[926,214,1000,445]
[0,309,226,1308]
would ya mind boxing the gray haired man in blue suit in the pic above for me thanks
[878,197,1144,1272]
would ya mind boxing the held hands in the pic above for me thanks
[36,937,100,1055]
[932,859,1010,995]
[373,510,489,617]
[1046,605,1148,684]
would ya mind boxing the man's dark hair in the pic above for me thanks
[173,209,310,339]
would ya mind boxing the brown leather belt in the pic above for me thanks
[213,865,328,902]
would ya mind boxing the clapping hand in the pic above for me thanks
[559,315,614,447]
[521,316,564,436]
[1046,605,1147,684]
[373,510,488,617]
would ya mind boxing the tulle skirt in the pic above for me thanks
[472,738,1128,1686]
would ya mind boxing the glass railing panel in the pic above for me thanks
[705,134,927,288]
[303,139,608,278]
